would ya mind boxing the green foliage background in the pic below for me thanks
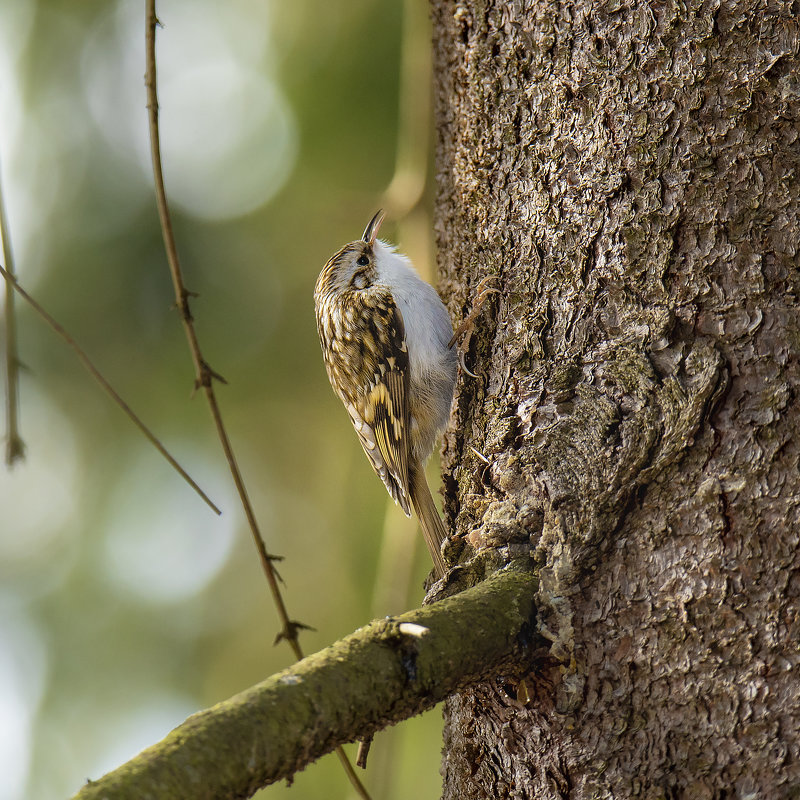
[0,1,443,797]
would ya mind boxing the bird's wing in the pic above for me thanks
[345,300,412,515]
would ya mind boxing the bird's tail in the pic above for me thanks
[409,465,448,578]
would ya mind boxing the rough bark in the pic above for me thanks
[431,0,800,797]
[68,568,537,800]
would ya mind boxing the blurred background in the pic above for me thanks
[0,1,445,798]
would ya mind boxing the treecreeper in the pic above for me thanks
[314,211,457,578]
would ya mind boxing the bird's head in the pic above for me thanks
[315,210,386,297]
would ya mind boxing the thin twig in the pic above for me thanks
[143,4,370,797]
[143,0,288,651]
[0,158,24,465]
[356,736,373,769]
[0,262,221,514]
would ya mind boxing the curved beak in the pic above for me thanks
[362,209,385,246]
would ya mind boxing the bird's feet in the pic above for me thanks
[448,276,500,377]
[448,275,500,349]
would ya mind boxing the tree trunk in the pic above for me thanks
[431,0,800,796]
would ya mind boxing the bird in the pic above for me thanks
[314,210,457,578]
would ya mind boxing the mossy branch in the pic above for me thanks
[70,567,538,800]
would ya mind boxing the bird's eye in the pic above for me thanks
[356,254,369,267]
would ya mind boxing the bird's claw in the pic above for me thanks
[448,275,500,349]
